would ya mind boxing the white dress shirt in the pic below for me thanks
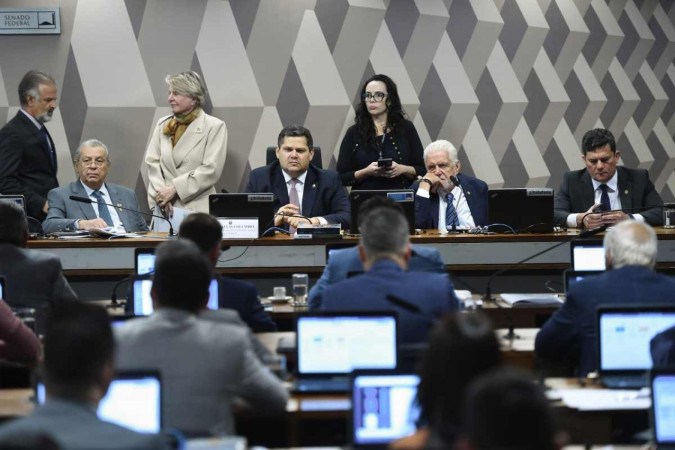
[281,170,327,224]
[416,184,475,229]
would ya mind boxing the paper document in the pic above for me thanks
[550,388,650,411]
[152,206,191,233]
[500,293,562,306]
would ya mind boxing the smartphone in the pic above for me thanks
[378,158,393,168]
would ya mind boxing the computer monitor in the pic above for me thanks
[487,188,554,233]
[129,276,219,315]
[651,369,675,446]
[208,193,274,237]
[349,190,415,234]
[570,240,605,271]
[0,195,27,215]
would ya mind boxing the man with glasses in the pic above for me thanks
[554,128,663,228]
[42,139,148,234]
[413,140,488,230]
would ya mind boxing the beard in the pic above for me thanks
[36,109,54,123]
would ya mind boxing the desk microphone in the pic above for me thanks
[68,195,175,236]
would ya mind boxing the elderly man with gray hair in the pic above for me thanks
[536,221,675,376]
[42,139,148,234]
[321,205,459,344]
[413,140,488,230]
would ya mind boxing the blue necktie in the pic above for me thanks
[599,184,611,212]
[445,192,459,229]
[92,190,113,227]
[40,125,56,168]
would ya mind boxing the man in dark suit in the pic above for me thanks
[0,70,59,223]
[246,124,350,231]
[554,128,663,228]
[321,205,460,344]
[42,139,148,234]
[413,140,488,229]
[535,221,675,376]
[178,212,276,332]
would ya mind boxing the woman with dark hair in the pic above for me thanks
[390,312,501,450]
[337,74,425,190]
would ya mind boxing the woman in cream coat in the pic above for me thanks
[146,71,227,216]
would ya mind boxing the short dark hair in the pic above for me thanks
[44,302,114,401]
[417,312,500,444]
[18,70,55,106]
[178,213,222,254]
[277,124,313,149]
[357,196,406,230]
[152,239,212,313]
[582,128,616,155]
[463,368,557,450]
[360,206,409,260]
[0,201,27,246]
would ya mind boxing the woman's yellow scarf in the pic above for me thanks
[163,107,201,147]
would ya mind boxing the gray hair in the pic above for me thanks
[73,139,110,165]
[360,207,410,261]
[423,140,458,164]
[165,71,207,106]
[18,70,55,106]
[604,221,657,269]
[0,201,28,246]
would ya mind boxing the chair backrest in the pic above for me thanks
[266,146,323,169]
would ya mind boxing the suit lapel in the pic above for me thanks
[580,171,595,210]
[71,182,97,220]
[106,184,130,228]
[302,168,318,216]
[272,165,290,207]
[431,194,440,228]
[17,112,56,174]
[617,167,632,210]
[170,111,206,168]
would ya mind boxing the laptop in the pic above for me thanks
[597,305,675,388]
[563,270,601,295]
[570,239,605,271]
[208,193,275,237]
[651,369,675,448]
[36,370,162,433]
[487,188,554,233]
[292,312,398,393]
[134,248,156,275]
[128,276,219,315]
[351,371,421,449]
[349,190,415,234]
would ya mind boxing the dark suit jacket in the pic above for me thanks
[217,274,277,332]
[42,181,149,234]
[321,259,460,344]
[650,325,675,368]
[245,161,350,230]
[413,173,489,228]
[535,266,675,376]
[554,166,663,227]
[0,112,58,221]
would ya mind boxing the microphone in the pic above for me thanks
[68,195,175,236]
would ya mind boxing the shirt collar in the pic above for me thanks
[282,169,308,185]
[80,180,109,199]
[20,108,43,130]
[591,170,618,192]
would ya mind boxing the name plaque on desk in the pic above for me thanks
[218,218,259,239]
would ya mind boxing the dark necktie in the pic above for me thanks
[445,192,459,229]
[289,179,300,234]
[40,125,56,168]
[92,190,113,227]
[599,184,611,212]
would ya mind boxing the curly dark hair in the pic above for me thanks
[354,74,407,149]
[581,128,616,155]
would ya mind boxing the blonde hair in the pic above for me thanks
[165,71,207,106]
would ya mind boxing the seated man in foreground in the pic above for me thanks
[321,205,459,344]
[114,239,288,435]
[246,124,350,231]
[535,221,675,375]
[42,139,149,234]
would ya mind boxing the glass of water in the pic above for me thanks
[291,273,308,307]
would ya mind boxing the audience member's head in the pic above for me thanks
[358,205,410,269]
[462,368,558,450]
[604,221,657,270]
[151,239,212,313]
[417,312,500,445]
[43,302,114,405]
[357,196,406,230]
[178,213,224,266]
[0,201,28,247]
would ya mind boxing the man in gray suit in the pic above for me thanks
[115,239,288,435]
[0,201,76,308]
[42,139,148,234]
[0,302,167,449]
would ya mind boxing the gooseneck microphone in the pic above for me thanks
[68,195,175,236]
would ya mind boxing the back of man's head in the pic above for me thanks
[604,221,657,270]
[178,213,222,257]
[357,196,407,231]
[0,202,28,247]
[463,369,557,450]
[152,239,212,313]
[44,302,113,402]
[360,206,409,262]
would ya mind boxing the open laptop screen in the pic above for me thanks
[570,240,605,271]
[36,371,162,433]
[351,372,420,446]
[134,249,155,276]
[296,313,397,375]
[132,277,219,315]
[652,371,675,445]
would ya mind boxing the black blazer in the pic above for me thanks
[0,112,58,220]
[554,166,663,227]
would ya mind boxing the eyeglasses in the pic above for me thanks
[80,158,107,167]
[426,163,452,171]
[363,92,387,102]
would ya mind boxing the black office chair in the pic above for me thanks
[266,146,323,169]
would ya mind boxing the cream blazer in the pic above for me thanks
[145,109,227,213]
